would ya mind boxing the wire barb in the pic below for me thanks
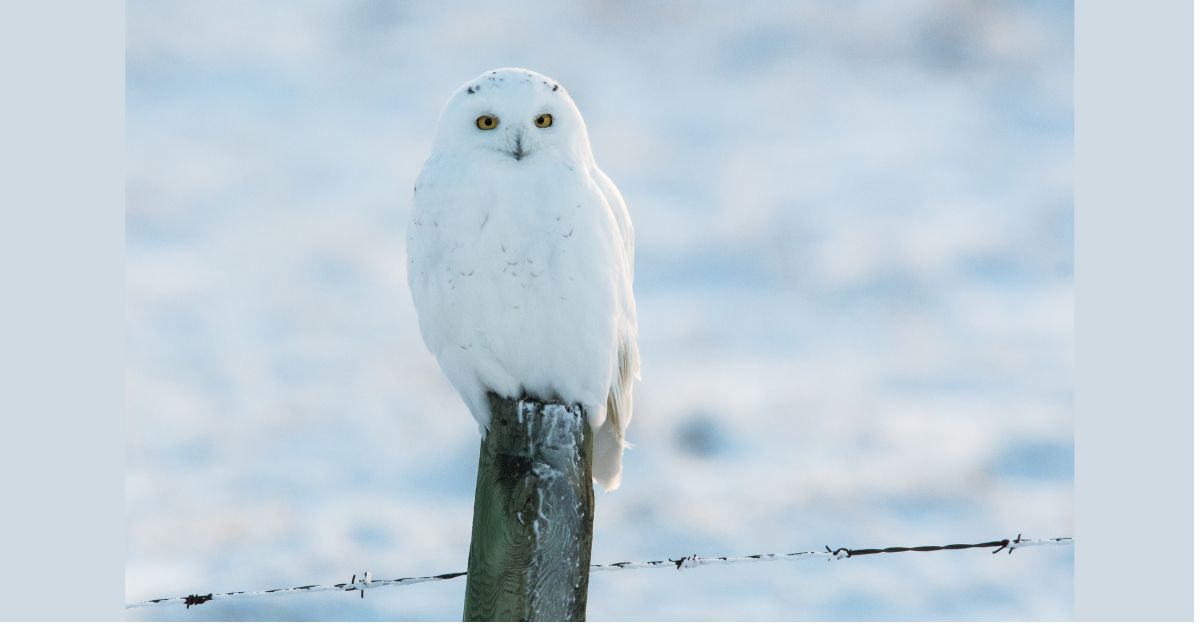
[126,534,1073,610]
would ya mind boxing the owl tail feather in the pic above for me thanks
[593,339,636,492]
[592,416,626,492]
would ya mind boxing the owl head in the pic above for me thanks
[429,68,594,165]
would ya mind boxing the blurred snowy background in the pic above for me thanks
[125,0,1073,621]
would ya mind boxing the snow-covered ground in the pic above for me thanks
[125,0,1074,620]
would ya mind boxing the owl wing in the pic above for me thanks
[590,166,640,491]
[592,167,636,280]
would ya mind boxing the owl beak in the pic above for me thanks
[508,130,528,161]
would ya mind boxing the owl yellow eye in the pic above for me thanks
[534,113,553,128]
[476,115,498,130]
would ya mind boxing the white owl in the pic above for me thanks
[407,68,639,491]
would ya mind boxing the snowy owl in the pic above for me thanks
[407,68,639,491]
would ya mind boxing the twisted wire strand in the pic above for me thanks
[126,534,1072,610]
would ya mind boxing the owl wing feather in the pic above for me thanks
[590,166,640,491]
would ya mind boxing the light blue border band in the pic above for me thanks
[0,0,125,620]
[1076,0,1194,620]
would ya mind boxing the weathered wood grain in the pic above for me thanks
[463,394,595,621]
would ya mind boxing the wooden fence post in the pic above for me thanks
[463,393,595,621]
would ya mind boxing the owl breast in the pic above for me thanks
[408,156,624,419]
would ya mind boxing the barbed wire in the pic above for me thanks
[126,534,1072,610]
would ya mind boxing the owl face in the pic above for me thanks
[430,68,593,165]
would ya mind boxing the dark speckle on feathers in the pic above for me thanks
[466,86,476,94]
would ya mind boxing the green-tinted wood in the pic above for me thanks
[463,394,595,622]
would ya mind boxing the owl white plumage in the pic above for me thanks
[407,68,639,491]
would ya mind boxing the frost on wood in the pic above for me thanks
[463,394,594,621]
